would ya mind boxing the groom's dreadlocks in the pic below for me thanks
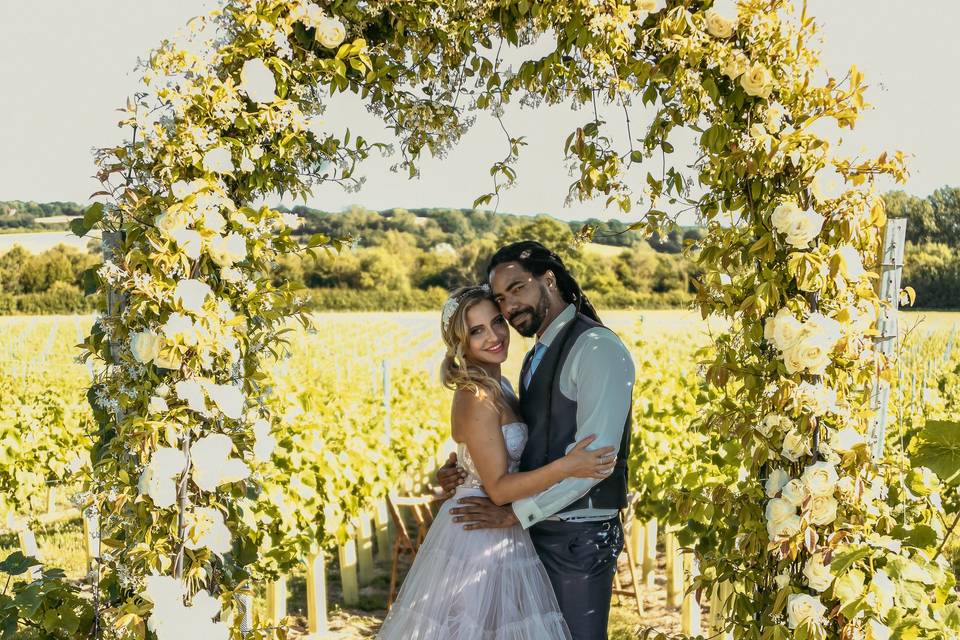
[487,241,602,324]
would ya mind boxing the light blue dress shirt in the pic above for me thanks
[511,304,636,529]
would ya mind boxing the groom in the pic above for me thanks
[438,241,636,639]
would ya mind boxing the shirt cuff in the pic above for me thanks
[511,496,546,529]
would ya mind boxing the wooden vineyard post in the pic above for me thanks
[305,552,330,636]
[82,507,101,574]
[17,526,43,581]
[665,530,683,608]
[357,514,375,585]
[642,518,658,588]
[680,551,701,635]
[868,219,907,459]
[266,576,287,624]
[374,498,392,563]
[339,540,360,606]
[382,359,392,440]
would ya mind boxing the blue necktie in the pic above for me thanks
[523,342,546,389]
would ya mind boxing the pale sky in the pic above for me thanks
[1,2,957,224]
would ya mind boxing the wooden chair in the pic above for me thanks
[612,498,644,616]
[386,492,445,609]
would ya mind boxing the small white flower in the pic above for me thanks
[239,155,255,172]
[781,428,812,462]
[202,209,227,234]
[836,244,867,280]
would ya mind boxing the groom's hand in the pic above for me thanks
[437,452,466,497]
[450,497,519,530]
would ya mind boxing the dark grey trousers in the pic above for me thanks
[528,516,623,640]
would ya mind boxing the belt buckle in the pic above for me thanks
[600,520,612,532]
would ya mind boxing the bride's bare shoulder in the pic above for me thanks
[451,387,500,440]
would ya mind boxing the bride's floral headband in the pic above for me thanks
[441,284,491,332]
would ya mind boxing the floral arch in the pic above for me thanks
[36,0,958,638]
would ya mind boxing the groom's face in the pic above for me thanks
[489,262,551,338]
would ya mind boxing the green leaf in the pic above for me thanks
[831,547,871,576]
[913,420,960,485]
[69,217,90,238]
[0,551,35,576]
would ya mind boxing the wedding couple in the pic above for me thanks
[378,241,636,640]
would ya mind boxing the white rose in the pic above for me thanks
[836,244,866,280]
[771,202,801,235]
[249,144,264,160]
[781,428,812,462]
[131,330,162,364]
[238,58,277,104]
[784,209,826,248]
[774,572,791,589]
[137,448,187,508]
[162,312,200,347]
[316,16,346,48]
[155,383,170,398]
[765,497,796,525]
[201,381,245,420]
[869,570,895,618]
[221,267,243,283]
[764,307,803,351]
[704,8,736,38]
[183,506,232,555]
[171,178,206,200]
[202,146,234,174]
[768,514,801,539]
[148,395,168,414]
[175,379,207,414]
[765,468,790,498]
[866,618,892,640]
[202,209,227,234]
[803,461,839,497]
[155,208,189,235]
[636,0,663,12]
[808,495,838,526]
[803,313,843,344]
[190,433,250,491]
[722,50,749,79]
[169,228,203,260]
[830,426,866,453]
[781,478,810,507]
[174,279,212,314]
[786,593,826,630]
[253,419,277,462]
[803,552,834,592]
[239,155,255,172]
[795,382,838,417]
[836,476,856,502]
[757,413,789,438]
[740,62,773,98]
[208,233,247,268]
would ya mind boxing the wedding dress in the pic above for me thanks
[377,398,571,639]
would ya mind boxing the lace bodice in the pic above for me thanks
[457,421,528,490]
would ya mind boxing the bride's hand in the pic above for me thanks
[561,435,616,479]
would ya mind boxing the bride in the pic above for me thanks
[377,284,615,639]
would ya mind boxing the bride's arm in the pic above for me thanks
[453,390,614,507]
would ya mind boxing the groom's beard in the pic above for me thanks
[508,287,550,337]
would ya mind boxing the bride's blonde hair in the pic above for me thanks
[440,285,504,403]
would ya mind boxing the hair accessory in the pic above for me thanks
[519,249,532,259]
[441,285,491,332]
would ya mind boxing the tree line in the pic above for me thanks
[0,188,956,314]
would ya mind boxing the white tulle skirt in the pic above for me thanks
[377,487,572,640]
